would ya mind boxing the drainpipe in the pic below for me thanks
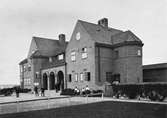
[97,46,101,82]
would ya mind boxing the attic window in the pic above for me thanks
[58,54,64,60]
[49,57,52,62]
[76,32,80,40]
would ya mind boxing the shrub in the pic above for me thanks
[0,88,14,96]
[112,82,167,101]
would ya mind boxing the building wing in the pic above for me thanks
[28,36,68,58]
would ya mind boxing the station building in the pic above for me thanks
[19,18,144,91]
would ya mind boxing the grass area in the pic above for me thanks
[0,101,166,118]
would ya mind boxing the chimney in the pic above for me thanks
[59,34,65,44]
[98,18,108,27]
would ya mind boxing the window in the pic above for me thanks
[80,73,84,81]
[113,74,120,83]
[28,65,31,71]
[85,72,91,81]
[35,72,39,79]
[137,50,141,56]
[20,66,23,73]
[23,65,26,72]
[49,57,52,62]
[71,51,76,61]
[106,72,113,83]
[58,54,64,60]
[28,78,31,84]
[76,32,80,40]
[114,50,119,59]
[68,74,72,82]
[82,47,88,59]
[75,73,78,82]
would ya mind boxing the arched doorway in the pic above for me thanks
[49,72,55,90]
[43,73,48,90]
[56,71,64,91]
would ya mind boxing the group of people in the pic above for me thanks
[74,85,90,95]
[34,86,45,97]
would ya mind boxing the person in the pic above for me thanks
[15,86,20,98]
[34,86,38,96]
[85,85,90,95]
[74,86,80,95]
[55,83,58,93]
[41,87,45,97]
[81,87,86,95]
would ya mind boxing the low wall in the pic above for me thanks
[0,101,167,118]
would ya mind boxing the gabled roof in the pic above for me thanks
[19,58,28,65]
[112,30,142,44]
[78,20,142,45]
[30,37,68,58]
[79,20,122,45]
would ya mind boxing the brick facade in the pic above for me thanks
[19,18,144,92]
[66,18,143,91]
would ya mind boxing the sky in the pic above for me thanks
[0,0,167,85]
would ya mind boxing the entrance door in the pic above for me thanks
[49,72,55,90]
[57,71,64,91]
[43,73,48,90]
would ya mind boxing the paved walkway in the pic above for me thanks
[0,92,68,104]
[0,93,167,114]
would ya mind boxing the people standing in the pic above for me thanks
[15,86,20,98]
[34,86,39,96]
[41,87,45,97]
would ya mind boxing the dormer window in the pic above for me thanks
[58,54,64,60]
[49,57,52,62]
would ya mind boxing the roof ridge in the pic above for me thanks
[33,36,58,41]
[78,19,122,32]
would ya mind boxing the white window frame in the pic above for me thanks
[23,65,26,72]
[80,73,84,81]
[58,54,64,60]
[137,50,141,56]
[20,66,23,72]
[49,57,52,62]
[71,51,76,61]
[82,47,88,59]
[75,73,78,82]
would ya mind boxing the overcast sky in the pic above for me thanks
[0,0,167,85]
